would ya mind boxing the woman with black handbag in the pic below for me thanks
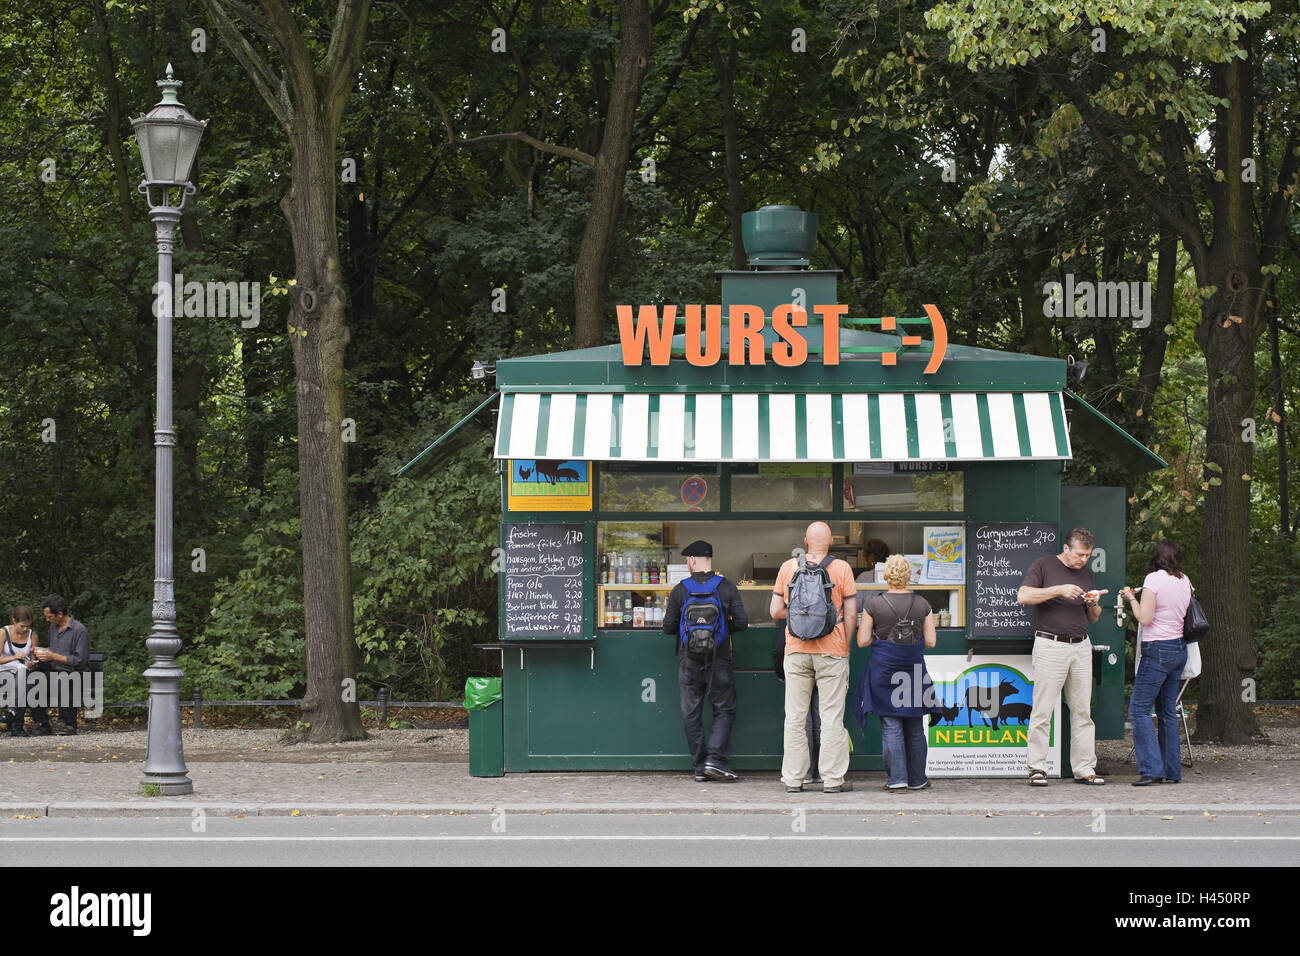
[1121,540,1194,785]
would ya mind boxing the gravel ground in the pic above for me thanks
[0,727,470,763]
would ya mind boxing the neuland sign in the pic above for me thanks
[616,303,947,372]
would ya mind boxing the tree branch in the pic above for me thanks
[1040,61,1208,272]
[1261,126,1300,262]
[455,130,595,165]
[324,0,375,134]
[206,0,293,129]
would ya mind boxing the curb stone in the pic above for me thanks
[5,801,1298,818]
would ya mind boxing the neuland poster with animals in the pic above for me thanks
[507,459,593,512]
[922,656,1062,777]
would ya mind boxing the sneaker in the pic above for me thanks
[693,770,708,782]
[10,727,28,738]
[908,781,931,791]
[29,724,52,737]
[823,780,854,793]
[883,783,907,793]
[803,771,821,784]
[703,763,738,782]
[54,723,77,736]
[784,783,803,793]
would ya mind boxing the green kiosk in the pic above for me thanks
[421,205,1165,777]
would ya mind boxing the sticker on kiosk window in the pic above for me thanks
[681,475,708,509]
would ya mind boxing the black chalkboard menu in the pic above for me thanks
[970,523,1059,637]
[503,523,585,638]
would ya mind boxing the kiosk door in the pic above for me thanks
[1060,485,1127,740]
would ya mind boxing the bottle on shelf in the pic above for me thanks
[638,557,647,585]
[649,560,659,585]
[622,594,632,627]
[600,552,609,584]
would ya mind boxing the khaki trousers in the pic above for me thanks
[1027,635,1096,777]
[781,653,850,788]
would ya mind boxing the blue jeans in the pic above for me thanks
[1129,639,1187,781]
[880,715,928,788]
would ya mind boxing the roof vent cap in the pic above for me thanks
[741,204,818,268]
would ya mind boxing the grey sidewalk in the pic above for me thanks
[2,726,1297,817]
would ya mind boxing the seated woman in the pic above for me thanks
[855,554,938,792]
[1,606,40,736]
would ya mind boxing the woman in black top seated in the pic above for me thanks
[855,554,937,792]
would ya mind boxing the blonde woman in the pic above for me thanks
[855,554,937,792]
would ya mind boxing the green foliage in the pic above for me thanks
[1257,585,1300,698]
[350,445,499,702]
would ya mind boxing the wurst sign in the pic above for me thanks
[616,303,947,371]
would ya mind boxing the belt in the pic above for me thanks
[1035,630,1087,644]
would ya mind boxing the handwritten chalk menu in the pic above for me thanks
[503,523,585,638]
[971,523,1059,637]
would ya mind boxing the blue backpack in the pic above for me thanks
[678,575,729,662]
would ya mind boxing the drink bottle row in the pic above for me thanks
[600,552,667,585]
[602,593,666,628]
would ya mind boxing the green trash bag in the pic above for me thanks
[463,677,503,710]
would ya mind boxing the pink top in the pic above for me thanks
[1141,569,1192,641]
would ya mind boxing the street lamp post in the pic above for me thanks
[131,64,207,795]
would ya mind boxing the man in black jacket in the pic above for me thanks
[662,540,748,782]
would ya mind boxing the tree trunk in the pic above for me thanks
[1189,51,1264,744]
[1132,229,1176,442]
[714,32,746,271]
[1193,273,1262,742]
[1013,231,1054,355]
[285,123,364,743]
[571,0,651,349]
[206,0,372,742]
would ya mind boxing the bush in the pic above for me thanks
[1256,591,1300,699]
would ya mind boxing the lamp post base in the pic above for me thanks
[139,774,194,796]
[141,654,192,794]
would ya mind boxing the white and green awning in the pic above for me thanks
[494,392,1072,463]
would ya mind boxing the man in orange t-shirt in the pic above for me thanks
[770,522,857,793]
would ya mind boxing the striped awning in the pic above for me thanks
[494,392,1072,463]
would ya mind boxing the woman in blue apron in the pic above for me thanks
[854,555,938,791]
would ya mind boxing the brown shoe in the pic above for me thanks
[823,780,854,793]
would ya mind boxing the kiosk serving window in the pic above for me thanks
[596,518,967,630]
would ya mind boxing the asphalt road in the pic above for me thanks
[2,812,1295,866]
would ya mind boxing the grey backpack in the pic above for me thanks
[786,555,840,641]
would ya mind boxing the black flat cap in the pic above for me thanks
[681,540,713,557]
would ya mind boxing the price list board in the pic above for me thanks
[502,523,585,638]
[970,523,1059,637]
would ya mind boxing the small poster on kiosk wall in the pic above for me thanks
[507,459,592,511]
[921,525,965,583]
[923,656,1062,777]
